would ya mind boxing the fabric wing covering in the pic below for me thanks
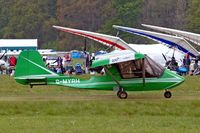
[113,25,200,58]
[142,24,200,46]
[53,25,135,51]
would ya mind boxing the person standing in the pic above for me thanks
[183,54,191,73]
[65,53,71,66]
[54,56,64,74]
[9,55,17,76]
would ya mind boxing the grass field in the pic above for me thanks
[0,75,200,133]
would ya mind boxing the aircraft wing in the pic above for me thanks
[91,50,144,68]
[53,25,135,51]
[113,25,200,58]
[142,24,200,46]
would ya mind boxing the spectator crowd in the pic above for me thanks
[0,52,200,76]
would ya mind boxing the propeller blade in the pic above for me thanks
[162,53,167,62]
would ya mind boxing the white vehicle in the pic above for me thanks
[45,56,57,66]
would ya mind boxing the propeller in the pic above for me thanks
[162,52,180,71]
[162,53,167,62]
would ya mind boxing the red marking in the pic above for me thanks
[57,28,126,50]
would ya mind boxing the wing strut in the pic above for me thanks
[103,66,122,87]
[116,31,120,37]
[142,58,145,86]
[104,66,128,99]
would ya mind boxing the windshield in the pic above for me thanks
[145,56,164,77]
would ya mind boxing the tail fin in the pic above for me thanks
[14,50,58,84]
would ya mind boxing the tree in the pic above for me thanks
[56,0,111,51]
[101,0,145,43]
[0,0,58,48]
[186,0,200,33]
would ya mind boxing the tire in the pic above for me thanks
[164,91,172,98]
[118,91,128,99]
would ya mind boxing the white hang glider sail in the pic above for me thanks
[53,25,135,51]
[113,25,200,58]
[128,44,184,66]
[142,24,200,46]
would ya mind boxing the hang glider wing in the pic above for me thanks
[91,50,144,68]
[113,25,199,58]
[53,25,135,51]
[142,24,200,46]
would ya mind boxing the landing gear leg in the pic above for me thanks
[117,87,128,99]
[104,66,128,99]
[164,90,172,98]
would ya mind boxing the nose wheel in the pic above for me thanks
[164,90,172,98]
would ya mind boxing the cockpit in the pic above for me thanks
[117,55,164,79]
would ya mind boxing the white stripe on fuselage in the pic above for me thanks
[56,78,181,86]
[14,74,58,79]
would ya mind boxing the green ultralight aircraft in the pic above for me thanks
[14,26,185,99]
[14,49,184,99]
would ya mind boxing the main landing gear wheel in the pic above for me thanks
[117,91,128,99]
[164,91,172,98]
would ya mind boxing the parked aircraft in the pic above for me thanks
[112,25,200,58]
[14,26,185,99]
[142,24,200,46]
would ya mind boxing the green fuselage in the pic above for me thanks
[14,50,184,92]
[17,66,184,92]
[49,71,183,91]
